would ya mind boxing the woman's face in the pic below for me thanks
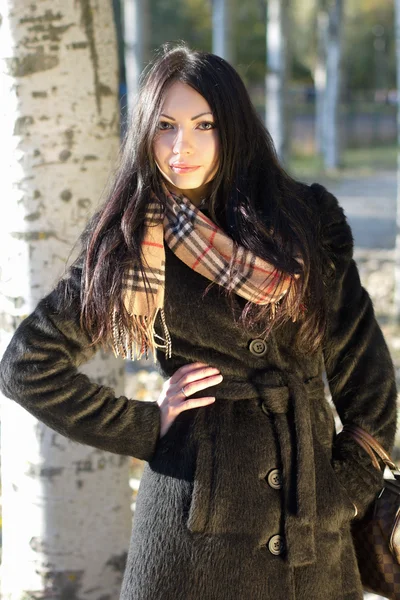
[153,81,220,205]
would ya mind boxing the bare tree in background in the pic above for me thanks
[123,0,150,113]
[265,0,290,164]
[314,7,328,156]
[394,0,400,319]
[315,0,343,170]
[0,2,131,598]
[212,0,235,64]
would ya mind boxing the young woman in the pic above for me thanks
[0,42,397,600]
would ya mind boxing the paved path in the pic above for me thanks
[312,170,397,250]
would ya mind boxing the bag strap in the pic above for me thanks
[341,423,398,473]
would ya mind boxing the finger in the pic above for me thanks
[179,366,221,387]
[179,397,216,412]
[170,363,211,382]
[169,362,214,384]
[178,372,223,398]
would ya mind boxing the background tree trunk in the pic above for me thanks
[323,0,343,170]
[123,0,150,114]
[212,0,235,64]
[394,0,400,320]
[0,2,131,598]
[315,7,328,156]
[265,0,290,165]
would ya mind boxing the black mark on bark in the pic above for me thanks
[76,0,102,115]
[14,116,34,135]
[29,568,85,599]
[11,231,56,241]
[70,41,89,50]
[24,211,41,221]
[60,189,72,202]
[99,83,112,97]
[78,198,91,209]
[25,464,65,481]
[20,10,63,25]
[26,22,72,43]
[73,459,94,475]
[6,49,58,77]
[105,551,128,574]
[59,149,71,161]
[5,295,25,309]
[51,433,66,450]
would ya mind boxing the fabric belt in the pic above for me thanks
[205,370,319,567]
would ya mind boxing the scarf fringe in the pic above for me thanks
[111,283,298,361]
[111,307,172,361]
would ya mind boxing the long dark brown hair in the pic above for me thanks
[73,41,328,355]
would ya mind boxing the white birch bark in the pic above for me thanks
[315,9,328,156]
[394,0,400,320]
[265,0,290,164]
[323,0,343,170]
[212,0,235,64]
[0,2,132,598]
[123,0,149,114]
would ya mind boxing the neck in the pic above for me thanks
[164,182,210,208]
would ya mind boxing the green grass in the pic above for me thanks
[288,144,397,181]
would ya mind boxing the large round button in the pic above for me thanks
[248,338,267,357]
[268,534,285,556]
[267,468,283,490]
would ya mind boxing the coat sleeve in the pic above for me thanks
[312,182,398,520]
[0,251,161,462]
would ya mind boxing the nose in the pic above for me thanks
[172,128,193,155]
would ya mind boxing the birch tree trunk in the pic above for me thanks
[322,0,343,170]
[123,0,150,114]
[212,0,235,64]
[265,0,290,165]
[0,2,132,599]
[394,0,400,320]
[315,8,328,156]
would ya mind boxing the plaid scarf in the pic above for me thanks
[111,185,299,362]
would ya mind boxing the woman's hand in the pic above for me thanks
[157,362,223,438]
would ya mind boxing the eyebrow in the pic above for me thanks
[160,111,213,121]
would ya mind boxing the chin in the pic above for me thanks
[168,176,207,190]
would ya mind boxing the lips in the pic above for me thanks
[170,164,200,173]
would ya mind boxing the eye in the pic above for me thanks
[197,121,216,130]
[157,121,173,130]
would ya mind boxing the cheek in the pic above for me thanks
[153,135,170,164]
[207,132,220,167]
